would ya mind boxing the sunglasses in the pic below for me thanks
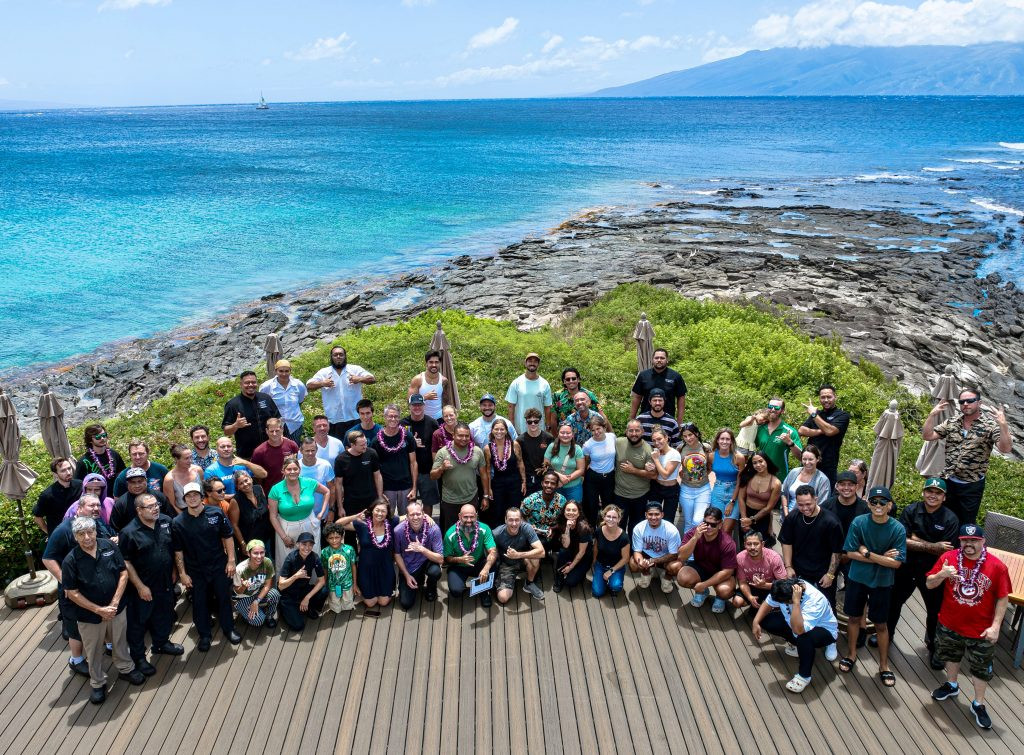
[703,521,720,529]
[94,433,108,439]
[766,405,782,411]
[868,499,890,507]
[958,397,979,405]
[526,419,540,425]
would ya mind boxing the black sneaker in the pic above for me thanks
[480,592,492,608]
[424,588,438,603]
[197,636,212,652]
[931,682,960,701]
[89,686,107,705]
[971,701,992,729]
[265,617,278,629]
[69,658,90,677]
[118,669,146,686]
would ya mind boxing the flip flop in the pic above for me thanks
[838,657,857,673]
[879,670,896,687]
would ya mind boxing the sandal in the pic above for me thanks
[786,674,812,694]
[838,657,857,673]
[879,670,896,687]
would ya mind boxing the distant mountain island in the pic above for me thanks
[592,43,1024,97]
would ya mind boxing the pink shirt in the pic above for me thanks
[736,548,787,587]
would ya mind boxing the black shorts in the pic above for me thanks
[843,579,891,624]
[687,561,714,582]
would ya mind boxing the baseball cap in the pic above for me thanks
[479,393,497,404]
[867,486,893,502]
[835,471,858,484]
[923,477,947,492]
[409,393,425,405]
[649,388,666,399]
[125,467,147,479]
[959,524,985,539]
[182,481,203,496]
[525,352,541,362]
[645,501,664,511]
[296,531,316,544]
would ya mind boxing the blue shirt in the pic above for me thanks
[204,461,250,495]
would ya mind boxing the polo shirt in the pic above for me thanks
[630,367,687,415]
[755,423,803,481]
[443,523,497,562]
[42,518,115,570]
[898,501,960,569]
[110,490,175,533]
[279,549,326,601]
[119,514,176,592]
[61,538,126,624]
[172,505,233,578]
[32,479,83,535]
[222,391,281,459]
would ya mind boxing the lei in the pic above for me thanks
[88,448,116,479]
[365,516,392,550]
[956,547,987,599]
[376,426,407,454]
[406,519,430,547]
[489,439,512,471]
[455,523,480,556]
[445,440,473,465]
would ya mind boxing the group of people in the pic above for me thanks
[32,345,1014,729]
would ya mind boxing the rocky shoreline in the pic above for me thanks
[3,192,1022,457]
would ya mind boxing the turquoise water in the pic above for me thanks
[1,97,1022,371]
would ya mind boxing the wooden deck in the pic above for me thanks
[1,565,1023,755]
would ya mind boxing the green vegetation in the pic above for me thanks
[4,283,1021,584]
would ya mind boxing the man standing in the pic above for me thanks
[355,399,382,448]
[506,352,553,435]
[443,504,498,608]
[401,394,440,515]
[203,436,267,496]
[883,477,959,668]
[492,507,546,603]
[62,517,145,703]
[614,419,656,533]
[375,403,418,514]
[754,398,803,482]
[517,407,552,496]
[305,346,375,441]
[189,425,216,471]
[469,394,518,448]
[676,507,737,612]
[629,502,682,593]
[779,486,845,608]
[797,384,851,485]
[431,423,489,532]
[408,350,448,421]
[172,482,241,651]
[333,430,383,517]
[260,359,308,444]
[32,457,82,535]
[922,388,1012,525]
[819,471,869,542]
[928,524,1011,730]
[74,424,125,494]
[312,414,345,467]
[564,391,606,446]
[250,418,300,494]
[552,367,599,427]
[840,486,907,686]
[112,440,169,497]
[299,437,335,523]
[119,494,184,676]
[635,389,681,446]
[110,468,175,531]
[222,370,281,460]
[630,348,687,422]
[393,501,444,609]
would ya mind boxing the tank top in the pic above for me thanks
[490,441,523,487]
[171,470,203,510]
[417,371,445,419]
[711,451,739,485]
[679,444,710,488]
[745,478,773,509]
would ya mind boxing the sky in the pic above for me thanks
[1,0,1023,106]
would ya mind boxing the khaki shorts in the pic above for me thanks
[934,623,996,681]
[327,587,355,613]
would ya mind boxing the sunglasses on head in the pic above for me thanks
[958,397,979,405]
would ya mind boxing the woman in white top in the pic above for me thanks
[780,444,831,516]
[582,415,617,526]
[649,428,681,524]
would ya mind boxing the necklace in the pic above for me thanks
[406,519,430,547]
[490,439,512,471]
[801,510,818,525]
[376,426,407,453]
[956,547,987,598]
[366,516,392,549]
[88,448,115,479]
[446,440,473,464]
[456,523,480,555]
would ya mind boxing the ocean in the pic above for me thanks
[1,96,1022,372]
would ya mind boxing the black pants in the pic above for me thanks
[489,479,523,528]
[648,481,680,525]
[616,493,649,535]
[441,498,477,534]
[447,556,487,598]
[760,610,835,679]
[584,469,616,525]
[279,588,328,631]
[329,419,359,443]
[554,548,589,588]
[944,477,985,525]
[798,570,837,609]
[398,562,442,609]
[126,587,175,660]
[191,572,235,639]
[889,560,944,650]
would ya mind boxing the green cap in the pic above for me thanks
[923,477,947,492]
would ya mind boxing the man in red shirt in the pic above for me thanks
[250,418,299,494]
[926,524,1011,730]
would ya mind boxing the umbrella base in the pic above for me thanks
[4,571,58,609]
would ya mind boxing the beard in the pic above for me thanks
[332,357,347,370]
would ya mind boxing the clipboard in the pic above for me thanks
[467,572,495,596]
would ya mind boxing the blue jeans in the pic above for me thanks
[678,483,712,530]
[711,481,738,520]
[592,565,626,597]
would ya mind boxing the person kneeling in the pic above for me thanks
[676,506,737,613]
[752,578,839,693]
[278,532,327,630]
[233,539,281,628]
[493,507,547,604]
[731,530,787,610]
[629,502,682,593]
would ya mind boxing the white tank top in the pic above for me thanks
[417,371,444,419]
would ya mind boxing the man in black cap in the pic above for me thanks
[629,348,687,422]
[172,482,241,651]
[120,493,185,675]
[222,370,281,459]
[634,388,680,446]
[278,531,327,630]
[401,393,440,515]
[819,470,869,583]
[110,467,175,532]
[877,477,959,668]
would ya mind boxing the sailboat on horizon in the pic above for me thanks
[256,92,269,110]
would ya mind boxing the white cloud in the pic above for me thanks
[261,58,272,66]
[467,17,519,50]
[542,34,564,54]
[124,49,134,59]
[436,57,576,86]
[285,33,354,62]
[402,0,434,5]
[98,0,170,11]
[0,77,9,87]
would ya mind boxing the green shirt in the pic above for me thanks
[321,544,357,592]
[614,437,653,499]
[234,558,276,597]
[755,423,803,481]
[843,514,906,588]
[432,445,485,504]
[443,522,496,562]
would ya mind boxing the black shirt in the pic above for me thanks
[778,508,844,578]
[630,367,687,415]
[33,479,83,535]
[74,449,125,494]
[898,501,960,569]
[119,514,176,592]
[42,517,115,572]
[235,486,273,546]
[819,495,869,539]
[401,415,440,472]
[595,528,630,568]
[222,392,281,459]
[334,449,381,508]
[374,429,416,490]
[61,538,126,624]
[172,505,233,578]
[801,407,851,479]
[110,489,175,533]
[518,431,553,479]
[279,549,325,600]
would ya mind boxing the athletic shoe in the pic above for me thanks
[689,589,709,608]
[265,617,278,629]
[931,682,960,701]
[971,701,992,729]
[825,643,838,662]
[636,572,653,589]
[711,598,727,613]
[480,592,493,608]
[424,588,438,603]
[523,581,545,601]
[134,659,157,677]
[660,575,676,594]
[118,669,146,686]
[784,643,799,657]
[89,686,107,705]
[69,658,90,677]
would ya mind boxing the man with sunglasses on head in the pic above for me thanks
[923,387,1012,525]
[751,398,803,482]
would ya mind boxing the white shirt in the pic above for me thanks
[259,376,308,433]
[315,435,344,467]
[505,374,553,434]
[583,434,617,474]
[765,582,839,639]
[300,457,335,515]
[469,414,519,448]
[307,364,371,423]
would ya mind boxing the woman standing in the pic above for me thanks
[339,498,398,614]
[709,428,745,536]
[677,423,712,530]
[847,458,869,499]
[780,444,832,516]
[233,470,274,560]
[591,505,630,598]
[738,451,782,545]
[163,443,204,514]
[268,456,331,566]
[550,501,593,592]
[483,419,526,527]
[649,428,681,524]
[430,404,459,454]
[74,424,125,495]
[582,416,616,526]
[544,424,585,505]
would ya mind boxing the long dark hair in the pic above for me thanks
[550,500,592,545]
[738,450,778,488]
[549,424,578,461]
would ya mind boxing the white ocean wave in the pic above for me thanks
[922,166,955,172]
[686,190,718,196]
[999,142,1024,150]
[855,172,916,181]
[970,197,1024,216]
[952,158,998,164]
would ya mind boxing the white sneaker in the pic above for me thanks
[785,643,799,657]
[825,643,838,662]
[660,575,675,594]
[636,572,652,588]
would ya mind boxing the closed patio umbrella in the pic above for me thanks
[37,384,74,461]
[915,366,959,477]
[430,321,461,411]
[264,333,283,379]
[867,400,904,491]
[633,313,655,373]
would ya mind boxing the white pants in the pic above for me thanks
[276,515,320,571]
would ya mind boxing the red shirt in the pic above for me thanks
[681,527,738,574]
[251,439,300,495]
[928,549,1011,638]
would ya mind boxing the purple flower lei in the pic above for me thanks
[445,440,473,464]
[489,439,512,471]
[406,519,430,547]
[376,425,407,454]
[88,448,115,479]
[456,523,480,555]
[365,515,392,550]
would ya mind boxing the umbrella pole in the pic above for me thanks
[12,497,37,580]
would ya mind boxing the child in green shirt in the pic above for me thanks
[321,523,359,612]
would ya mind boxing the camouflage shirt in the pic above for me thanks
[933,413,1002,482]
